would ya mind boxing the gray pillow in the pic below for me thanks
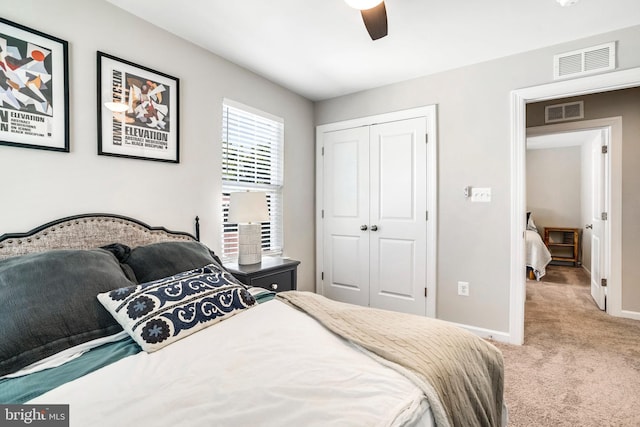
[0,249,135,377]
[124,241,228,284]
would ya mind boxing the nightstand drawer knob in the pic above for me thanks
[270,283,278,290]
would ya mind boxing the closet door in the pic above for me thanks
[322,127,370,307]
[369,118,427,315]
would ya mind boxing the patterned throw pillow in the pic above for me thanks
[97,263,256,352]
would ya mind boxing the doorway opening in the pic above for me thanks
[509,68,640,345]
[525,124,613,318]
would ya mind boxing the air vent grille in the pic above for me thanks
[585,47,611,71]
[554,42,616,80]
[545,101,584,123]
[546,105,564,122]
[558,54,582,76]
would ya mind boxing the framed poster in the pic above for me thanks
[0,18,69,152]
[97,51,179,163]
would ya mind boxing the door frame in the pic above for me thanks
[526,120,620,313]
[315,105,438,317]
[510,68,640,345]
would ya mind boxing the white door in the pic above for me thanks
[322,118,428,315]
[369,118,427,315]
[589,129,609,310]
[322,127,370,307]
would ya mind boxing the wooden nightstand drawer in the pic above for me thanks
[250,270,293,292]
[224,257,300,293]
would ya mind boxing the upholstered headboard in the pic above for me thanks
[0,214,199,260]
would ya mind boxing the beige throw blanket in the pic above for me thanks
[277,292,504,427]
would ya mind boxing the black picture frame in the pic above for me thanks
[97,52,180,163]
[0,18,69,152]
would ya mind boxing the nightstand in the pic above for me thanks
[544,227,581,266]
[224,257,300,292]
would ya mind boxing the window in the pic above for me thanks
[221,99,284,260]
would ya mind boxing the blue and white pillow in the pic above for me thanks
[98,263,256,352]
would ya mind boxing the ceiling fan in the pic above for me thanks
[345,0,388,40]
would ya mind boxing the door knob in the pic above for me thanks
[360,225,368,231]
[585,224,593,229]
[370,225,378,231]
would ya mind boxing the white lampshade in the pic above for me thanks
[228,191,269,224]
[229,191,269,265]
[344,0,383,10]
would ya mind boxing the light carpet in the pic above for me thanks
[492,265,640,426]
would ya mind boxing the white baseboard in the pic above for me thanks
[619,310,640,321]
[447,321,512,344]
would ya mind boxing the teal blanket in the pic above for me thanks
[0,337,141,404]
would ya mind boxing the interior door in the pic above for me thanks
[322,127,370,307]
[368,118,427,315]
[590,129,608,310]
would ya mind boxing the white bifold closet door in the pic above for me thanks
[322,126,371,308]
[322,117,427,315]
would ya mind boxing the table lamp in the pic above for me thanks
[228,191,269,265]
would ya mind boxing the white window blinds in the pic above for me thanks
[221,99,284,260]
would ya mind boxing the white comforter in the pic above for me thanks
[526,230,552,280]
[31,300,434,427]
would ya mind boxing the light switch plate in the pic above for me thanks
[471,187,491,202]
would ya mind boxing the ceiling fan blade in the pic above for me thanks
[360,1,388,40]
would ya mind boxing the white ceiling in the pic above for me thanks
[106,0,640,101]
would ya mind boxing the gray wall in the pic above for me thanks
[526,146,582,231]
[528,87,640,312]
[315,25,640,333]
[0,0,316,291]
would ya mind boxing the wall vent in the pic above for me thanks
[545,101,584,123]
[553,42,616,80]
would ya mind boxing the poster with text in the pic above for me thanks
[0,18,69,152]
[98,52,179,163]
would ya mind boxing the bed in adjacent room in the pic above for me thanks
[525,212,552,280]
[0,214,506,427]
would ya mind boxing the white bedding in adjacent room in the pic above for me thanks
[31,300,435,427]
[526,229,552,280]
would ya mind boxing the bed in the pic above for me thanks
[525,213,552,280]
[0,213,506,427]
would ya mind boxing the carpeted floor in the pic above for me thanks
[492,265,640,426]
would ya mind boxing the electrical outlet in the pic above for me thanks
[458,281,469,296]
[471,187,491,202]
